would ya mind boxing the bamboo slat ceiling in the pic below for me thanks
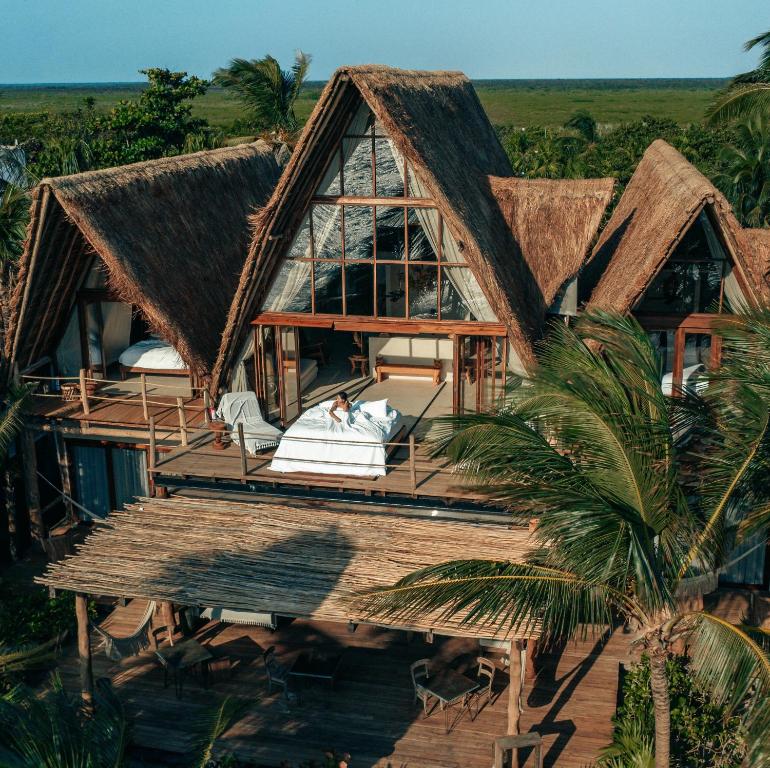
[37,497,535,640]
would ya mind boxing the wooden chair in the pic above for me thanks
[472,656,496,717]
[263,646,290,696]
[410,658,433,715]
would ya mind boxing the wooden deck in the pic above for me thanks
[152,430,486,503]
[58,600,628,767]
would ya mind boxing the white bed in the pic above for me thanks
[269,399,403,477]
[118,339,188,377]
[661,363,708,395]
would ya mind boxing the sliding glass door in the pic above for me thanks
[254,325,304,426]
[453,335,508,413]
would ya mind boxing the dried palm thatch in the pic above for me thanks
[489,176,614,308]
[585,140,759,313]
[739,228,770,300]
[6,142,282,377]
[36,496,535,640]
[212,66,551,393]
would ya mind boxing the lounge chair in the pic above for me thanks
[215,391,282,455]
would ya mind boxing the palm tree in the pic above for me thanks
[716,114,770,226]
[709,30,770,123]
[212,51,311,137]
[360,311,770,768]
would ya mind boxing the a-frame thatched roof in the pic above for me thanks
[212,65,560,392]
[7,142,282,377]
[585,140,759,313]
[739,228,770,300]
[489,176,614,308]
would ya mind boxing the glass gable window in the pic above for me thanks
[261,101,498,323]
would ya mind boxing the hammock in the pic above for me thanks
[91,601,157,661]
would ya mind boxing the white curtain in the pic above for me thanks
[71,445,110,519]
[56,309,82,376]
[700,210,746,311]
[111,448,148,509]
[232,332,255,393]
[386,138,497,322]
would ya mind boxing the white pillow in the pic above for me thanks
[360,399,389,419]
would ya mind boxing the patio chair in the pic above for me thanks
[263,645,290,696]
[410,658,432,715]
[472,656,496,717]
[216,391,283,456]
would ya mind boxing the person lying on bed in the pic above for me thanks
[328,391,351,424]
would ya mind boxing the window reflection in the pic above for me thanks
[376,263,406,317]
[409,263,438,318]
[375,207,406,260]
[312,205,342,260]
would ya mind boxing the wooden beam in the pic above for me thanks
[237,423,248,479]
[176,397,188,446]
[409,434,417,496]
[140,374,149,422]
[19,428,44,542]
[75,593,94,712]
[508,640,523,738]
[78,369,90,416]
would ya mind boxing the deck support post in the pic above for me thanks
[78,369,90,416]
[203,389,211,425]
[508,640,523,738]
[237,423,248,479]
[4,468,18,561]
[75,593,94,712]
[20,427,44,543]
[140,373,149,422]
[408,434,417,495]
[176,397,188,446]
[525,639,538,681]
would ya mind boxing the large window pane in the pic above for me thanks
[313,262,343,314]
[374,138,404,197]
[343,206,374,260]
[312,205,342,260]
[441,267,495,321]
[287,214,312,259]
[649,330,676,393]
[375,206,406,260]
[345,263,374,316]
[407,208,439,261]
[639,261,723,314]
[408,264,438,319]
[683,333,712,394]
[261,260,312,312]
[376,263,406,317]
[342,136,373,196]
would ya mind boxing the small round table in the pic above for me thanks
[209,419,229,450]
[349,354,369,377]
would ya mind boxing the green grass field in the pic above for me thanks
[0,78,726,129]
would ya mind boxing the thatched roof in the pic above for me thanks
[490,177,614,308]
[212,65,551,392]
[37,496,536,640]
[739,228,770,300]
[585,140,758,313]
[7,142,282,377]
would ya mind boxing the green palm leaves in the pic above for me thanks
[213,52,311,135]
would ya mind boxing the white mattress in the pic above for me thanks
[270,400,402,477]
[661,363,707,395]
[118,339,186,371]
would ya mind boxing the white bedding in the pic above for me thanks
[269,400,403,477]
[118,339,186,371]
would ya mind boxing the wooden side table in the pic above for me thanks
[349,354,369,377]
[209,419,229,450]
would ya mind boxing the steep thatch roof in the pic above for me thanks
[489,177,614,308]
[7,142,282,377]
[739,228,770,300]
[212,65,550,392]
[585,140,758,313]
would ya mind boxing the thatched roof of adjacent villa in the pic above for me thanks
[7,142,282,377]
[740,228,770,300]
[212,66,615,391]
[584,140,760,313]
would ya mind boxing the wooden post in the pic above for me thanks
[525,639,538,682]
[237,423,248,478]
[148,417,156,470]
[20,427,44,543]
[508,640,523,738]
[160,600,175,645]
[53,430,73,521]
[176,397,188,446]
[75,593,94,711]
[78,369,90,416]
[140,373,149,422]
[203,389,211,425]
[408,434,417,495]
[5,468,18,561]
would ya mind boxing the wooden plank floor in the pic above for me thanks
[57,601,628,767]
[153,431,486,503]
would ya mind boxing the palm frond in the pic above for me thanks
[707,83,770,124]
[359,559,638,644]
[188,695,250,768]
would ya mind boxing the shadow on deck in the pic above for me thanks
[56,601,628,767]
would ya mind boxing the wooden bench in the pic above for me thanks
[374,356,442,386]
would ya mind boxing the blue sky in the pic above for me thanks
[1,0,767,83]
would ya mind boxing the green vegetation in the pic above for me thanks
[599,656,745,768]
[361,309,770,767]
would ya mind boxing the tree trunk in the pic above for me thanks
[649,651,671,768]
